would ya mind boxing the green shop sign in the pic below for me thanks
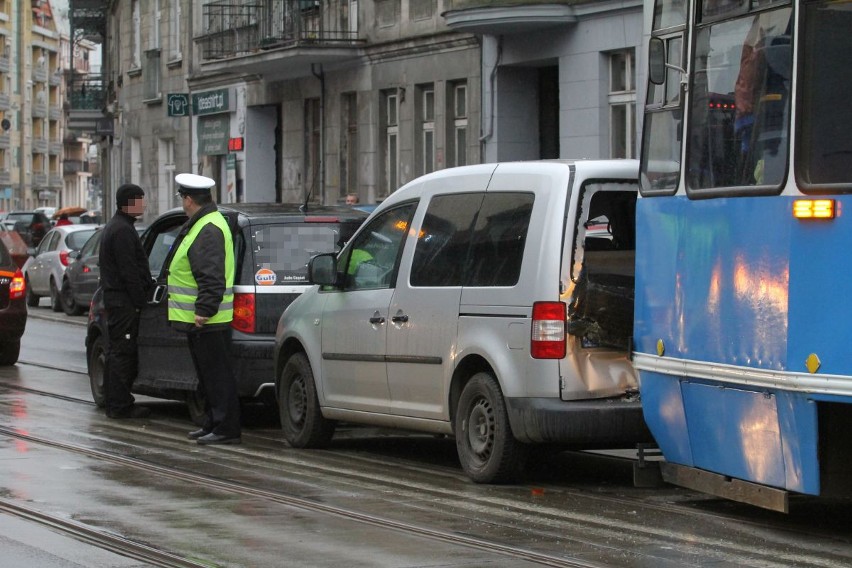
[192,88,233,116]
[198,116,230,156]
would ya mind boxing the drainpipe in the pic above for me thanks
[311,63,325,204]
[479,35,503,161]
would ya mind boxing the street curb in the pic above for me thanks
[26,307,88,327]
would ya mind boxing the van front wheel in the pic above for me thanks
[279,352,335,448]
[455,372,526,483]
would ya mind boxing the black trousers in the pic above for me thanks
[104,303,140,416]
[186,328,241,437]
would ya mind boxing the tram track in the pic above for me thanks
[0,497,209,568]
[2,378,851,567]
[0,425,606,568]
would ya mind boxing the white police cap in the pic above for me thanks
[175,173,216,194]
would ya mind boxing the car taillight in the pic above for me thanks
[231,292,255,333]
[32,222,44,232]
[531,301,566,359]
[59,250,70,266]
[10,269,25,300]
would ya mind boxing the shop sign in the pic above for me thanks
[198,116,229,155]
[192,88,232,116]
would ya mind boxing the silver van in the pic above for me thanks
[273,159,652,482]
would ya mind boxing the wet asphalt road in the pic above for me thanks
[1,306,851,567]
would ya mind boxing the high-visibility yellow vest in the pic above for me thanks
[167,211,234,325]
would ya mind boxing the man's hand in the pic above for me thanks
[194,314,209,328]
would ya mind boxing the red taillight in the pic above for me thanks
[10,269,25,300]
[531,301,566,359]
[59,250,70,266]
[231,293,256,333]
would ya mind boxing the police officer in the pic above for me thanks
[100,183,152,419]
[168,173,241,445]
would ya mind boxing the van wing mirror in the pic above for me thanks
[308,253,340,286]
[648,37,666,85]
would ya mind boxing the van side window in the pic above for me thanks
[341,203,416,291]
[410,192,534,287]
[410,193,483,287]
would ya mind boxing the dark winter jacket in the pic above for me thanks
[99,210,151,310]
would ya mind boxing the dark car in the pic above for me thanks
[5,211,51,247]
[0,238,27,365]
[85,203,368,424]
[61,227,104,315]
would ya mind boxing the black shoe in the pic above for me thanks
[107,406,151,419]
[187,428,210,440]
[196,432,241,446]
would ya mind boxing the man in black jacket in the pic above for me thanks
[99,183,152,419]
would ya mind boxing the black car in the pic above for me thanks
[85,203,367,423]
[0,238,27,365]
[5,211,51,247]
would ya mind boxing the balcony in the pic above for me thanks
[0,170,10,186]
[442,0,578,35]
[0,93,9,111]
[0,55,8,73]
[66,73,109,135]
[49,106,62,120]
[63,160,90,175]
[32,101,47,118]
[49,141,62,155]
[49,71,62,86]
[198,0,364,80]
[0,133,8,149]
[49,174,63,189]
[32,137,48,153]
[33,172,48,188]
[33,66,48,83]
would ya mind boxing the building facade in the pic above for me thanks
[0,0,65,213]
[70,0,641,220]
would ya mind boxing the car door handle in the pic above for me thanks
[369,315,386,325]
[391,314,409,323]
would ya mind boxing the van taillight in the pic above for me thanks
[231,293,255,333]
[531,301,566,359]
[10,269,25,300]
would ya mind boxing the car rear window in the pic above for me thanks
[248,223,349,285]
[67,229,97,250]
[6,213,33,223]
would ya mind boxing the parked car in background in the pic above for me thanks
[61,227,103,316]
[0,221,28,268]
[23,224,98,311]
[86,203,368,424]
[0,238,27,365]
[5,211,51,247]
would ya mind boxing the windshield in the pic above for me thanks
[251,224,348,285]
[686,6,793,191]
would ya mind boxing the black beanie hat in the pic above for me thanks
[116,183,144,209]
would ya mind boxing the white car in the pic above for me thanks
[23,225,98,311]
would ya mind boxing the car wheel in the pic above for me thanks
[25,277,39,307]
[455,372,527,483]
[60,279,84,316]
[186,389,207,427]
[279,352,335,448]
[88,335,106,407]
[49,279,62,312]
[0,340,21,366]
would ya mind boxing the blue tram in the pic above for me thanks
[635,0,852,511]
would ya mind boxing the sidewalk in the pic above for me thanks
[26,303,88,327]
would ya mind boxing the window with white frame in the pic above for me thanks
[383,90,399,196]
[419,85,435,175]
[449,82,467,167]
[143,49,161,100]
[150,0,161,50]
[131,0,141,68]
[609,50,636,159]
[158,138,175,213]
[169,0,182,60]
[305,98,321,201]
[340,92,358,199]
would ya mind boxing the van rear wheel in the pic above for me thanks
[279,352,335,448]
[455,372,526,483]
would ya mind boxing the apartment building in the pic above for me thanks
[0,0,65,213]
[69,0,641,218]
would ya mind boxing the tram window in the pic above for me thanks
[797,1,852,190]
[686,7,792,193]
